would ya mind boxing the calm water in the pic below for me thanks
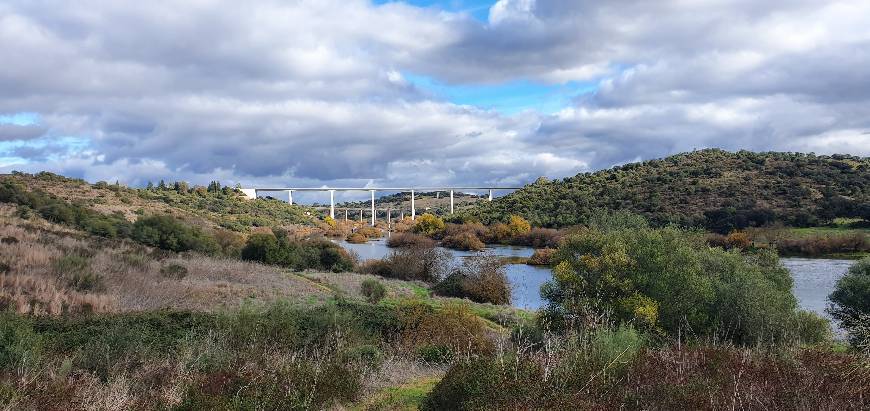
[336,239,854,316]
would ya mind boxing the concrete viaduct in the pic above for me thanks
[239,187,521,226]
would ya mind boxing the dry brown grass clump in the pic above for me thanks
[386,232,436,248]
[441,232,485,251]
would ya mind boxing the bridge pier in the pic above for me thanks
[287,190,293,205]
[370,190,376,226]
[450,190,454,214]
[329,190,335,219]
[410,189,415,220]
[344,209,348,222]
[488,189,493,201]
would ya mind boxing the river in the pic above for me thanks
[336,239,854,323]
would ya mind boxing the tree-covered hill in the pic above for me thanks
[463,149,870,232]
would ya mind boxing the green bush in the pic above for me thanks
[417,344,453,364]
[541,213,814,345]
[240,231,355,272]
[828,257,870,347]
[132,215,219,254]
[360,279,387,304]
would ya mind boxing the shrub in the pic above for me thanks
[725,230,751,249]
[346,232,367,244]
[356,226,382,239]
[360,279,386,304]
[441,232,485,251]
[828,257,870,347]
[433,255,511,305]
[241,231,356,272]
[132,215,219,254]
[386,232,435,248]
[361,245,450,282]
[0,236,18,245]
[508,215,531,236]
[522,227,562,248]
[413,213,445,236]
[160,263,189,280]
[486,223,512,244]
[527,248,556,265]
[542,213,810,345]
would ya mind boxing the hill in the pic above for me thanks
[1,171,315,231]
[463,149,870,232]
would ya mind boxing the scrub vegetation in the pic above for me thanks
[2,165,870,409]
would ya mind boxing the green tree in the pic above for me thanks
[828,257,870,347]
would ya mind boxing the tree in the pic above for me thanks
[828,257,870,347]
[507,215,531,236]
[157,180,167,190]
[414,213,445,236]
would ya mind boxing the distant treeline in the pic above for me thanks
[463,149,870,232]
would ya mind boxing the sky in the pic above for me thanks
[1,0,870,202]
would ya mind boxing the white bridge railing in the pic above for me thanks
[239,186,522,226]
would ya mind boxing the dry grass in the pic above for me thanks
[0,206,330,314]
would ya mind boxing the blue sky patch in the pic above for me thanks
[404,72,598,114]
[0,112,40,126]
[374,0,494,22]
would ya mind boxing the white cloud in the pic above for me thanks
[0,0,869,195]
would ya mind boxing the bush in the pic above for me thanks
[441,232,485,251]
[356,226,382,239]
[346,232,367,244]
[828,257,870,347]
[508,215,531,236]
[361,246,451,282]
[542,212,810,345]
[433,255,511,305]
[360,279,386,304]
[241,231,356,272]
[522,227,562,248]
[386,232,435,248]
[132,215,219,254]
[527,248,556,265]
[413,213,445,236]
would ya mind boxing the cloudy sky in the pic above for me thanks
[1,0,869,201]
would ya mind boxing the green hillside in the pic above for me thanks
[463,149,870,232]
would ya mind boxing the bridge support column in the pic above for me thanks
[387,209,391,226]
[370,190,376,226]
[488,189,493,202]
[359,209,363,223]
[400,210,404,221]
[344,209,348,222]
[286,190,293,205]
[329,190,335,219]
[450,190,454,214]
[410,189,415,220]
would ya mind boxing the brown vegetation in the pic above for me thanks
[441,232,485,251]
[0,206,329,314]
[386,232,436,248]
[527,248,556,266]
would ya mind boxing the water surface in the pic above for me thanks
[336,239,855,318]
